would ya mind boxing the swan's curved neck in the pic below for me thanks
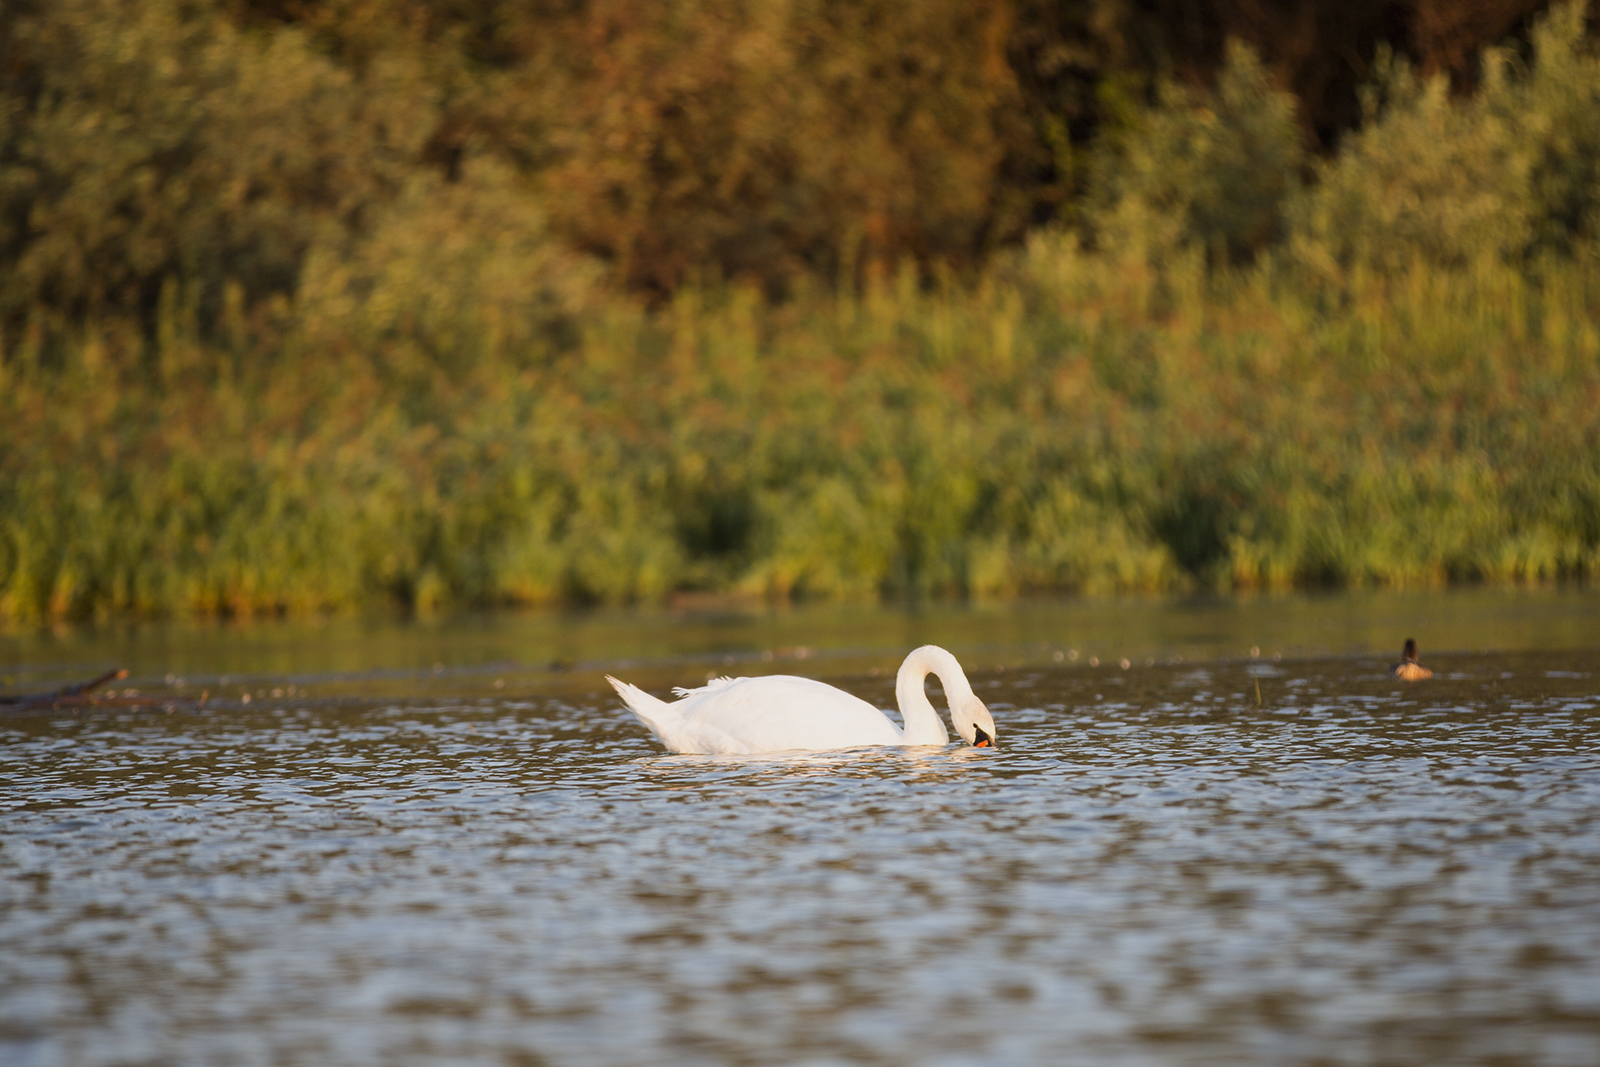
[894,645,972,745]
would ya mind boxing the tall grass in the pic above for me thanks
[4,236,1598,623]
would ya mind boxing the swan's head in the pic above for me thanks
[951,694,998,748]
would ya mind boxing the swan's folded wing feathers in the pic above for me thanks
[610,671,913,753]
[671,676,738,697]
[672,675,904,751]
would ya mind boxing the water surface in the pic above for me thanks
[3,593,1599,1065]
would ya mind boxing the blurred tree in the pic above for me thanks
[1088,40,1304,264]
[0,0,1582,336]
[0,0,435,342]
[530,0,1027,294]
[1291,1,1600,276]
[1120,0,1553,147]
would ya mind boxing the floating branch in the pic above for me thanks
[0,669,129,709]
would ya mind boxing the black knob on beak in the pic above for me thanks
[973,725,993,748]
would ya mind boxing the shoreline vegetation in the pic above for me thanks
[3,0,1599,622]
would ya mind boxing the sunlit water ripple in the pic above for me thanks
[4,652,1599,1066]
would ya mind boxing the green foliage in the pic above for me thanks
[0,0,436,338]
[5,233,1599,623]
[1292,0,1600,279]
[293,162,601,377]
[1087,41,1304,264]
[1521,0,1600,251]
[3,1,1600,623]
[1291,48,1538,276]
[532,0,1029,292]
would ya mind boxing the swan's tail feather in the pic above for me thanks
[607,675,678,740]
[606,675,669,713]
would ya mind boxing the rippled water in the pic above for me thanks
[4,598,1600,1065]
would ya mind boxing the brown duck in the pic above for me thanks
[1392,638,1433,681]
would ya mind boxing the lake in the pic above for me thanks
[3,589,1599,1066]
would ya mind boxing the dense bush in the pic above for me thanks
[1087,41,1304,264]
[1292,1,1600,278]
[2,0,1599,622]
[530,0,1031,293]
[0,0,435,339]
[2,0,1579,331]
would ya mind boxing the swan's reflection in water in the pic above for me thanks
[3,650,1599,1067]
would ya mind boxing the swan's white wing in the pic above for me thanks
[633,674,905,754]
[671,676,737,697]
[670,676,904,753]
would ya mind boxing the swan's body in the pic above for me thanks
[607,644,997,754]
[1392,637,1433,681]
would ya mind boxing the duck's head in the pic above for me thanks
[951,694,998,748]
[1403,637,1419,662]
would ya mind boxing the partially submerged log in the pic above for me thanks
[0,668,129,709]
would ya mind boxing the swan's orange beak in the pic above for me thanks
[973,725,994,748]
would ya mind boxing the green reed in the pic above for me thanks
[3,236,1597,623]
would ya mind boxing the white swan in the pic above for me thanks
[607,644,998,754]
